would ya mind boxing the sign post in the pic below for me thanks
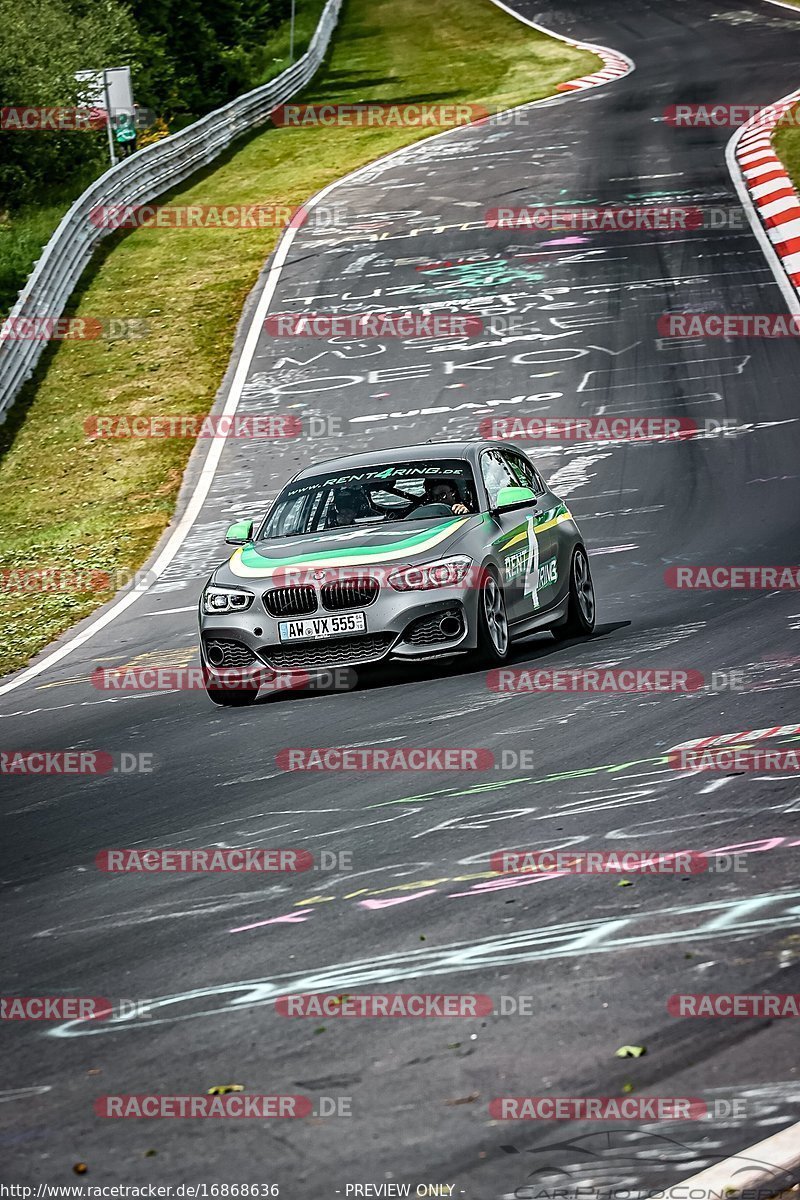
[102,71,117,166]
[75,66,135,168]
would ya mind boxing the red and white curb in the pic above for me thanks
[556,47,632,91]
[489,0,634,94]
[663,1120,800,1199]
[670,722,800,752]
[731,88,800,303]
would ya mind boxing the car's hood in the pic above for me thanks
[220,515,486,582]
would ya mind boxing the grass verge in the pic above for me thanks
[774,105,800,187]
[0,0,600,677]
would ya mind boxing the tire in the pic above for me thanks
[203,665,259,707]
[552,546,596,641]
[474,566,511,664]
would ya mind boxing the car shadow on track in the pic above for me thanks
[260,619,631,705]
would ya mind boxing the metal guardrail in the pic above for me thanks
[0,0,342,418]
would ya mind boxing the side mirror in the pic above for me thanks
[495,485,536,512]
[225,519,254,546]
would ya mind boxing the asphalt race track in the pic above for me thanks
[2,0,800,1193]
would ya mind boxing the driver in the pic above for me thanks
[429,481,470,515]
[328,486,363,527]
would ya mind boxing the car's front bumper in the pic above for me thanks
[198,582,482,684]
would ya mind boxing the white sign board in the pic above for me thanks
[75,67,134,119]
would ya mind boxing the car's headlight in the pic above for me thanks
[388,556,473,591]
[202,585,254,614]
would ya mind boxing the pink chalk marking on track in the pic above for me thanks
[540,236,592,246]
[229,908,314,933]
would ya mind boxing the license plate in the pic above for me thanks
[278,612,367,642]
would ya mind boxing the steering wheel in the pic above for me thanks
[403,502,453,519]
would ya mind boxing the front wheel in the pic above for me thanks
[474,568,511,664]
[552,546,595,641]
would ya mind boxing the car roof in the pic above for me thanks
[293,440,525,478]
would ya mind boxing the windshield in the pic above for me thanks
[258,459,479,538]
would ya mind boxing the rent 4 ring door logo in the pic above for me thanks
[504,548,557,593]
[500,514,559,608]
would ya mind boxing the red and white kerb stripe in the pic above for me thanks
[736,88,800,292]
[670,723,800,753]
[557,48,632,92]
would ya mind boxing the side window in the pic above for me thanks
[480,449,518,507]
[503,450,545,496]
[280,492,311,534]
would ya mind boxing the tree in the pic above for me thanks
[0,0,139,207]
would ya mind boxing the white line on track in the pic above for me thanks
[141,606,197,616]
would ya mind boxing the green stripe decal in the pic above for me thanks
[493,504,570,550]
[229,518,469,578]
